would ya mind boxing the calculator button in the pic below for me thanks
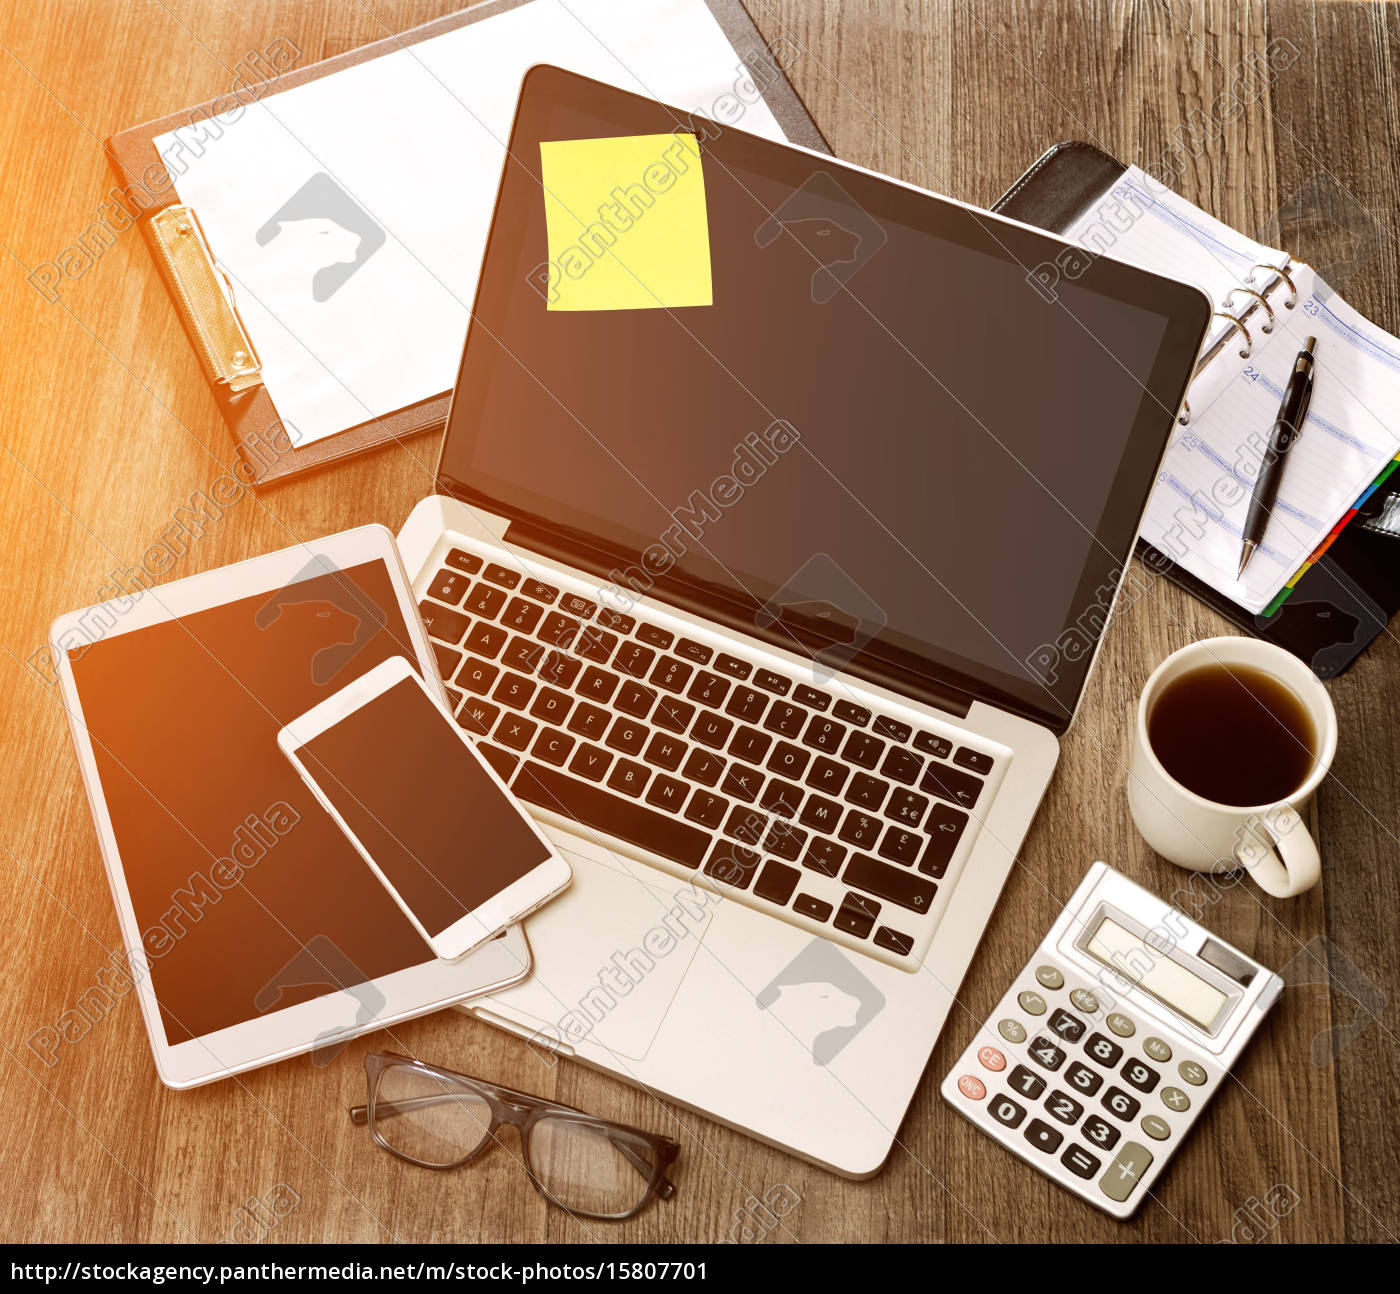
[998,1019,1028,1044]
[1061,1145,1101,1179]
[1101,1086,1141,1121]
[1034,965,1064,989]
[1143,1037,1173,1063]
[1178,1060,1208,1086]
[957,1075,987,1100]
[1099,1141,1154,1203]
[1085,1033,1124,1067]
[1160,1086,1191,1112]
[1063,1061,1103,1096]
[1018,990,1048,1015]
[990,1096,1026,1129]
[1140,1115,1172,1141]
[1070,988,1100,1013]
[1047,1008,1086,1042]
[977,1046,1006,1072]
[1121,1058,1160,1093]
[1028,1037,1066,1071]
[1023,1119,1063,1154]
[1106,1012,1136,1038]
[1007,1065,1045,1099]
[1045,1090,1084,1125]
[1081,1115,1120,1150]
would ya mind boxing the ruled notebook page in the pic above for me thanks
[1063,168,1400,613]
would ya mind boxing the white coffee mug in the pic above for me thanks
[1126,636,1336,898]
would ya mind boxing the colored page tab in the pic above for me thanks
[539,133,713,311]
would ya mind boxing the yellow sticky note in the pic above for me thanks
[539,133,713,311]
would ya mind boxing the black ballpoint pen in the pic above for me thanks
[1238,335,1317,577]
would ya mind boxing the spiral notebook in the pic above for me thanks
[995,142,1400,677]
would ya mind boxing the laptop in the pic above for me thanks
[394,66,1211,1176]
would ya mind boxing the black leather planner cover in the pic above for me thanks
[993,141,1400,678]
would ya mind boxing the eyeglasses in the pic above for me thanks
[348,1052,681,1220]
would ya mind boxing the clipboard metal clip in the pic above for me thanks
[149,204,263,393]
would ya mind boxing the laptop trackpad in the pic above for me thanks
[486,848,712,1061]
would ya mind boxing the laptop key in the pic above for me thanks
[723,804,765,847]
[655,697,696,733]
[615,680,657,719]
[845,772,889,811]
[527,687,572,726]
[532,729,575,767]
[444,549,483,575]
[560,592,595,619]
[540,611,581,647]
[887,788,930,827]
[501,597,543,634]
[675,637,712,664]
[793,893,834,922]
[725,686,768,723]
[681,748,725,788]
[539,650,582,688]
[464,622,507,660]
[433,643,463,681]
[703,841,760,889]
[692,712,733,749]
[522,578,558,603]
[845,853,938,914]
[918,806,974,879]
[464,582,507,618]
[914,730,953,759]
[805,756,849,795]
[607,759,650,798]
[427,569,472,605]
[421,601,471,644]
[798,794,841,833]
[477,744,518,781]
[721,763,763,803]
[456,660,499,696]
[802,715,846,753]
[873,716,912,743]
[874,926,914,956]
[754,669,791,695]
[502,635,544,674]
[576,666,619,704]
[596,608,634,633]
[793,685,830,711]
[833,700,871,726]
[763,701,806,737]
[835,892,880,939]
[650,655,693,693]
[687,670,731,708]
[714,653,753,680]
[643,732,688,772]
[683,789,728,828]
[493,671,537,710]
[567,743,612,783]
[880,748,923,786]
[802,838,847,877]
[645,774,690,813]
[838,811,882,849]
[482,563,521,590]
[604,716,648,756]
[767,741,809,779]
[497,715,537,751]
[457,698,499,737]
[575,628,617,663]
[728,725,772,763]
[566,702,611,741]
[512,763,710,867]
[763,821,807,862]
[613,641,656,679]
[878,826,922,866]
[842,731,885,770]
[636,622,674,649]
[760,778,803,817]
[920,761,984,810]
[954,746,995,775]
[754,861,800,905]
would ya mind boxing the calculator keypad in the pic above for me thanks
[944,956,1229,1217]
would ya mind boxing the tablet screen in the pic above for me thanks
[68,559,436,1045]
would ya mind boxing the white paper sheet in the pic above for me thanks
[156,0,789,448]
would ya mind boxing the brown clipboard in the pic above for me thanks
[106,0,829,487]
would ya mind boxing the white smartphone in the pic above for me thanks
[277,656,571,962]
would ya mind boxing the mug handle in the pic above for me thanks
[1232,807,1321,898]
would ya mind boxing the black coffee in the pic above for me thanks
[1147,663,1316,807]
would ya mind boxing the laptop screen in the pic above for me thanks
[438,67,1209,731]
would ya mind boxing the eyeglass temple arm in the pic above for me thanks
[346,1097,676,1198]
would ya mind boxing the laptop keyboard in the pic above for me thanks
[417,538,1008,970]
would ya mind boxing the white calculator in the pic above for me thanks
[942,862,1284,1218]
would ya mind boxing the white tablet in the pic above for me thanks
[51,524,531,1088]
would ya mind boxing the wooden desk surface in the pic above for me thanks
[2,0,1397,1245]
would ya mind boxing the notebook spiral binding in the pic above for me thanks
[1178,260,1298,426]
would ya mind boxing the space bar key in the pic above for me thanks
[512,762,711,869]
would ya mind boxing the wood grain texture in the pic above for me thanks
[1,0,1396,1244]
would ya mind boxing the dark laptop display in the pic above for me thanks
[438,67,1210,731]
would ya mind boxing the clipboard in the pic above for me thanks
[106,0,830,488]
[993,141,1400,679]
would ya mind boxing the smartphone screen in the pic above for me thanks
[297,676,552,936]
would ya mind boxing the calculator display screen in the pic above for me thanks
[1086,918,1228,1029]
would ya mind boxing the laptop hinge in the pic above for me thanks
[505,521,975,722]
